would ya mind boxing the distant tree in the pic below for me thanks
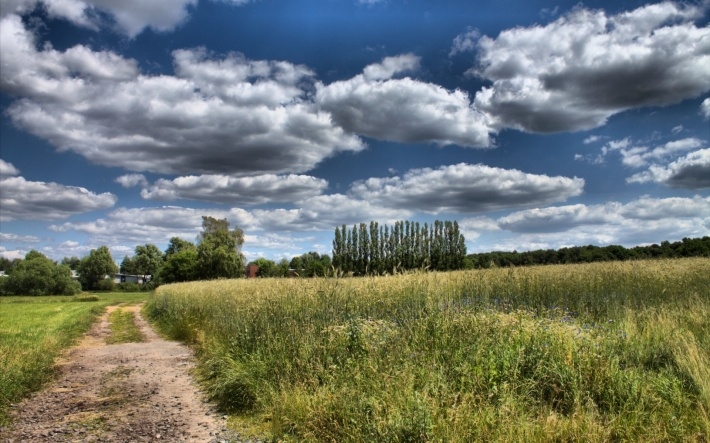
[60,256,81,270]
[4,250,81,295]
[249,258,278,277]
[160,238,198,283]
[120,255,136,274]
[195,216,245,280]
[78,246,118,291]
[277,258,291,277]
[132,244,163,281]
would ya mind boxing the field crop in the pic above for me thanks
[147,258,710,442]
[0,292,147,424]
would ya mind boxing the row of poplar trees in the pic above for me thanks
[332,220,466,275]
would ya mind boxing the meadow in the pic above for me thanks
[0,292,147,424]
[147,258,710,442]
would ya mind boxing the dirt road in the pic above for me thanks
[1,305,243,443]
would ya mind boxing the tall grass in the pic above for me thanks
[146,259,710,442]
[0,292,148,425]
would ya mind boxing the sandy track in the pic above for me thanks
[1,305,235,443]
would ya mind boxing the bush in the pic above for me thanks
[96,278,115,292]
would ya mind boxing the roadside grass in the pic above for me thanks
[0,292,148,425]
[147,258,710,442]
[105,309,144,344]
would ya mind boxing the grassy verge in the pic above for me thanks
[0,292,148,424]
[147,259,710,442]
[106,309,144,344]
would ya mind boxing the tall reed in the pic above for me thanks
[147,259,710,442]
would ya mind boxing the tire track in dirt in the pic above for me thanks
[1,304,235,443]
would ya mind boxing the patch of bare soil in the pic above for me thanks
[1,305,252,443]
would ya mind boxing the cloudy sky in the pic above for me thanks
[1,0,709,263]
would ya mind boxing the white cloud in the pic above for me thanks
[316,55,493,148]
[0,233,40,243]
[627,148,710,189]
[0,175,117,221]
[116,174,148,188]
[0,0,197,37]
[472,2,710,133]
[0,159,20,176]
[139,174,328,205]
[702,98,710,120]
[0,21,365,175]
[449,28,480,57]
[348,163,584,213]
[477,196,710,252]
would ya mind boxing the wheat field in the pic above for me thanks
[147,258,710,442]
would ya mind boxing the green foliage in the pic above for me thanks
[147,259,710,442]
[196,216,245,280]
[77,246,118,291]
[468,236,710,268]
[3,251,81,296]
[249,258,279,277]
[333,220,466,275]
[60,256,81,270]
[132,244,163,277]
[160,237,198,283]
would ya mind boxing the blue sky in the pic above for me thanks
[1,0,709,264]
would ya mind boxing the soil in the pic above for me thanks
[0,305,257,443]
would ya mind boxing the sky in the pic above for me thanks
[0,0,709,264]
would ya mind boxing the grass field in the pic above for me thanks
[0,292,147,424]
[147,258,710,442]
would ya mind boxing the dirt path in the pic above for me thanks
[1,305,242,443]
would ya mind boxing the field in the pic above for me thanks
[0,292,148,424]
[147,259,710,442]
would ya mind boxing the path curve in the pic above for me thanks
[1,304,233,443]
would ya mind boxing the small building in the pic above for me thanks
[245,264,259,278]
[112,274,151,284]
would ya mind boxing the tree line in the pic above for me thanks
[0,216,245,295]
[331,220,467,275]
[467,236,710,268]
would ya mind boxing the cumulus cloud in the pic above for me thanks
[49,206,256,245]
[0,175,117,221]
[702,98,710,119]
[449,28,480,57]
[116,174,148,188]
[0,233,40,243]
[348,163,584,213]
[478,196,710,252]
[316,54,493,147]
[0,0,197,37]
[611,137,705,168]
[627,148,710,189]
[472,2,710,133]
[0,20,364,175]
[139,174,328,205]
[0,159,20,176]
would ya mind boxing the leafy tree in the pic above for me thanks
[132,244,163,280]
[78,246,118,290]
[60,256,81,270]
[249,258,278,277]
[120,255,136,274]
[4,250,80,295]
[160,238,198,283]
[196,216,245,280]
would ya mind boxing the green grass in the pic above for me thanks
[147,259,710,442]
[0,292,148,424]
[105,309,144,344]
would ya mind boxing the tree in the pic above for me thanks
[160,238,198,283]
[195,216,245,280]
[78,246,118,290]
[120,255,136,274]
[249,258,278,277]
[132,244,163,281]
[60,256,81,270]
[4,250,81,295]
